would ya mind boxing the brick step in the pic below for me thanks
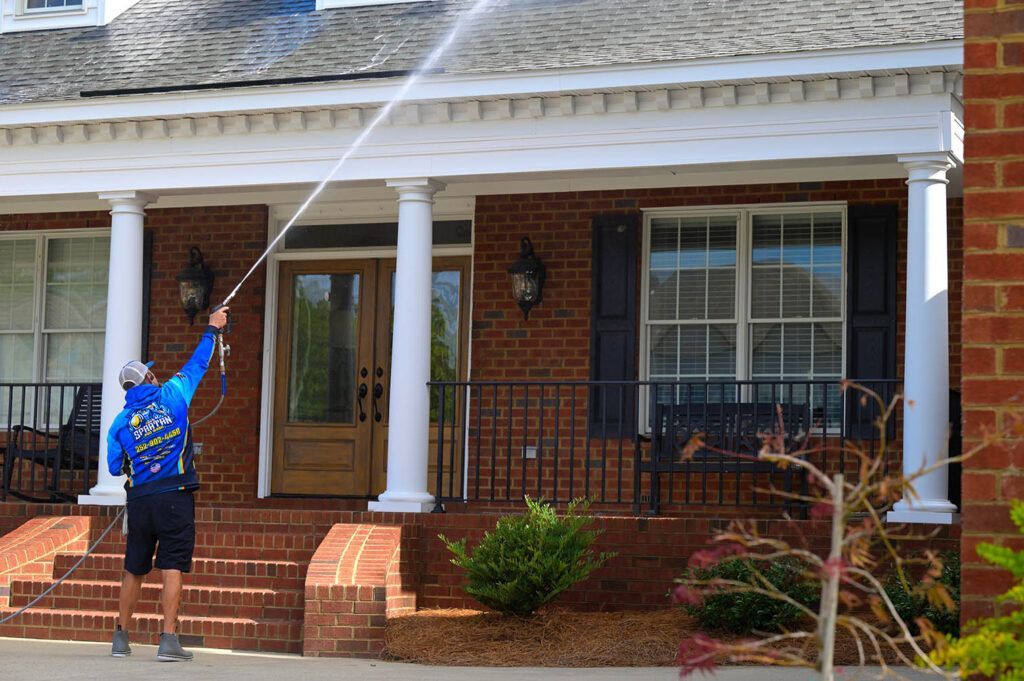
[52,553,306,590]
[90,537,318,562]
[10,579,303,620]
[0,607,302,653]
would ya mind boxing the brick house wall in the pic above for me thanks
[0,206,268,506]
[473,181,963,385]
[961,0,1024,622]
[468,182,963,507]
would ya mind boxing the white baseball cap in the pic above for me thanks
[118,360,155,390]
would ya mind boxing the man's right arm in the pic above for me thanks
[163,307,229,407]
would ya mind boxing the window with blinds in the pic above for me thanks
[643,205,845,416]
[0,233,109,384]
[24,0,83,9]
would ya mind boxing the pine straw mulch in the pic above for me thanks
[384,608,908,668]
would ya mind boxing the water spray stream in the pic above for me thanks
[221,0,498,308]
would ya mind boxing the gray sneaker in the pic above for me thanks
[156,633,193,662]
[111,629,131,657]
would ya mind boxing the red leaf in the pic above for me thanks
[677,635,721,679]
[672,585,704,607]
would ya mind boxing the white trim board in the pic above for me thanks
[0,95,962,198]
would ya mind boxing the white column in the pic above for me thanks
[368,178,444,513]
[79,191,153,505]
[888,155,958,525]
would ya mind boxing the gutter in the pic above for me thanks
[79,69,443,98]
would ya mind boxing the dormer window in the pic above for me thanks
[25,0,83,11]
[316,0,434,8]
[1,0,136,33]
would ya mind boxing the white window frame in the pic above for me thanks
[0,228,111,384]
[639,201,847,429]
[316,0,435,9]
[20,0,84,14]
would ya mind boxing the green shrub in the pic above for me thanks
[440,497,614,617]
[931,501,1024,679]
[680,557,819,634]
[884,551,960,637]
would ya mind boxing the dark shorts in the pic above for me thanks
[124,489,195,576]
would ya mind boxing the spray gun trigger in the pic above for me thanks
[223,344,231,357]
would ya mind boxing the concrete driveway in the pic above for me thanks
[0,637,938,681]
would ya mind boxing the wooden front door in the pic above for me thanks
[272,257,470,497]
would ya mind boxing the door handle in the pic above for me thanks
[373,367,384,422]
[373,382,384,422]
[357,382,368,422]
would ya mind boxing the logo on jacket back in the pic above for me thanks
[128,403,175,441]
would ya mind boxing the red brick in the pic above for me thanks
[965,11,1024,41]
[1005,102,1024,128]
[962,567,1015,597]
[966,41,1000,69]
[966,161,998,188]
[1004,347,1024,374]
[963,316,1024,342]
[964,347,997,374]
[962,472,999,500]
[964,284,998,311]
[1001,285,1024,310]
[963,503,1022,534]
[1002,41,1024,67]
[964,378,1024,403]
[965,191,1024,218]
[1003,475,1024,500]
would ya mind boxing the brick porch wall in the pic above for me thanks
[0,206,268,506]
[962,0,1024,623]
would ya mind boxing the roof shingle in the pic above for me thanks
[0,0,963,106]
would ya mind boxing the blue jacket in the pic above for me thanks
[107,327,218,501]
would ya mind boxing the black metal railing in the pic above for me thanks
[1,382,101,503]
[428,379,904,516]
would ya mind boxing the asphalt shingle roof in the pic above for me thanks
[0,0,963,106]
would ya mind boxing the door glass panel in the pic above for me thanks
[288,273,360,423]
[389,269,462,422]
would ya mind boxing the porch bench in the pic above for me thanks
[636,400,813,515]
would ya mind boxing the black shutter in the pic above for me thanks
[845,204,898,438]
[141,229,154,362]
[589,212,639,437]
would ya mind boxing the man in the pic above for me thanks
[107,306,229,661]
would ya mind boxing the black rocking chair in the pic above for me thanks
[638,400,813,516]
[3,385,102,502]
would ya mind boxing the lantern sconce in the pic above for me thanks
[175,247,215,325]
[507,236,546,320]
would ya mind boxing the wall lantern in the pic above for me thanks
[175,247,215,325]
[507,236,546,320]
